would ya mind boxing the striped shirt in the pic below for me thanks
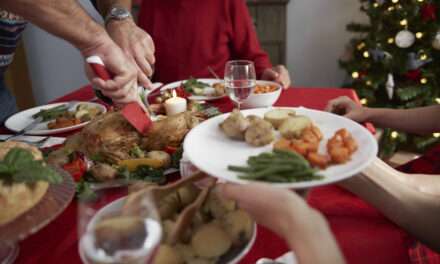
[0,9,27,76]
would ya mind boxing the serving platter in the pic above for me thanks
[5,102,107,136]
[184,107,378,189]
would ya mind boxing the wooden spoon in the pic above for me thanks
[122,172,207,216]
[167,177,217,245]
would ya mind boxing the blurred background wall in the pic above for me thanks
[22,0,367,104]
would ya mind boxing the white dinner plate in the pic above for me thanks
[5,102,107,136]
[183,107,378,189]
[160,78,227,101]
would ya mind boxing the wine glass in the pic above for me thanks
[224,60,257,110]
[78,187,162,264]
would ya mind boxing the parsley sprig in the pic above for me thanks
[0,148,63,184]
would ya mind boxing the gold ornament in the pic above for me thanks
[387,38,394,44]
[360,98,368,105]
[366,80,372,86]
[391,131,399,139]
[420,54,428,60]
[415,32,423,39]
[363,51,370,58]
[433,133,440,138]
[373,2,379,7]
[420,78,428,84]
[400,19,408,26]
[392,0,399,3]
[357,42,366,50]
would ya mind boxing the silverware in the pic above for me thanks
[208,66,221,80]
[256,258,286,264]
[1,116,43,142]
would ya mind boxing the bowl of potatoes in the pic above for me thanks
[84,182,257,264]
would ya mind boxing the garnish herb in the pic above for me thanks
[32,105,69,121]
[183,77,210,93]
[0,148,63,184]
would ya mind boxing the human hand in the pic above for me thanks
[218,183,317,238]
[106,19,155,88]
[261,65,291,89]
[325,96,369,123]
[218,183,345,264]
[81,33,139,105]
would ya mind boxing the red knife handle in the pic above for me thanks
[86,55,113,81]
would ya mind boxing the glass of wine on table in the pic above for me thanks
[224,60,256,110]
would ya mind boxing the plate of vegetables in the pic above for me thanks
[183,107,378,189]
[5,102,106,135]
[160,78,227,101]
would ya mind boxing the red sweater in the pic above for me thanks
[138,0,272,83]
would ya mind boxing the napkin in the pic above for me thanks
[0,135,65,148]
[275,251,298,264]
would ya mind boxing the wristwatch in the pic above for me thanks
[105,7,132,24]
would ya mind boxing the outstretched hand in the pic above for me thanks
[325,96,369,123]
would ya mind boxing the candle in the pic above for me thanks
[165,90,187,116]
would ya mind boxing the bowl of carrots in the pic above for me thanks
[242,81,282,108]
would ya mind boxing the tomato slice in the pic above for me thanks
[164,146,178,155]
[63,157,87,182]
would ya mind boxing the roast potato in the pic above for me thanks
[146,151,171,168]
[264,109,296,129]
[191,223,232,258]
[279,116,312,139]
[244,118,274,146]
[90,163,118,182]
[154,245,184,264]
[222,210,253,246]
[219,109,249,140]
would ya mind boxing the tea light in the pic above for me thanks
[165,90,187,116]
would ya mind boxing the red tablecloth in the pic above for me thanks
[8,85,407,264]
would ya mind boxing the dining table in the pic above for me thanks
[1,85,413,264]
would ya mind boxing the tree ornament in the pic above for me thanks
[404,69,421,81]
[432,31,440,50]
[421,3,437,22]
[395,30,415,48]
[406,52,432,70]
[386,73,395,100]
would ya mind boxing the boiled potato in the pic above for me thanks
[175,244,197,262]
[279,116,312,139]
[162,220,175,242]
[191,223,232,258]
[264,109,296,129]
[177,184,200,207]
[159,192,181,219]
[219,109,249,140]
[146,151,171,168]
[153,245,184,264]
[204,189,236,219]
[244,119,274,146]
[222,210,253,246]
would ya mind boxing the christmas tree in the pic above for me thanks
[340,0,440,157]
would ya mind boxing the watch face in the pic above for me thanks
[111,7,130,19]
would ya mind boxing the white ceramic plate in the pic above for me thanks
[5,102,107,136]
[184,107,378,189]
[160,78,227,101]
[82,196,257,264]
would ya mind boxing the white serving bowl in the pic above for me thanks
[242,81,282,109]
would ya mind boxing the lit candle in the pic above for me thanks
[165,90,187,116]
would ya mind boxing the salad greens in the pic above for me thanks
[32,105,69,121]
[0,148,63,184]
[182,77,210,94]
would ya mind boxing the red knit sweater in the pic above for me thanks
[138,0,272,83]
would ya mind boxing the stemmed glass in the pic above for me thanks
[224,60,257,109]
[78,188,162,264]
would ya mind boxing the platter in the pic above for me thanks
[0,167,75,242]
[5,102,107,136]
[160,78,227,101]
[184,107,378,189]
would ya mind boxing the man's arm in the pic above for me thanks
[0,0,106,52]
[340,158,440,252]
[94,0,155,87]
[0,0,140,105]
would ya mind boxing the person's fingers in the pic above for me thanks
[134,50,154,77]
[325,96,350,112]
